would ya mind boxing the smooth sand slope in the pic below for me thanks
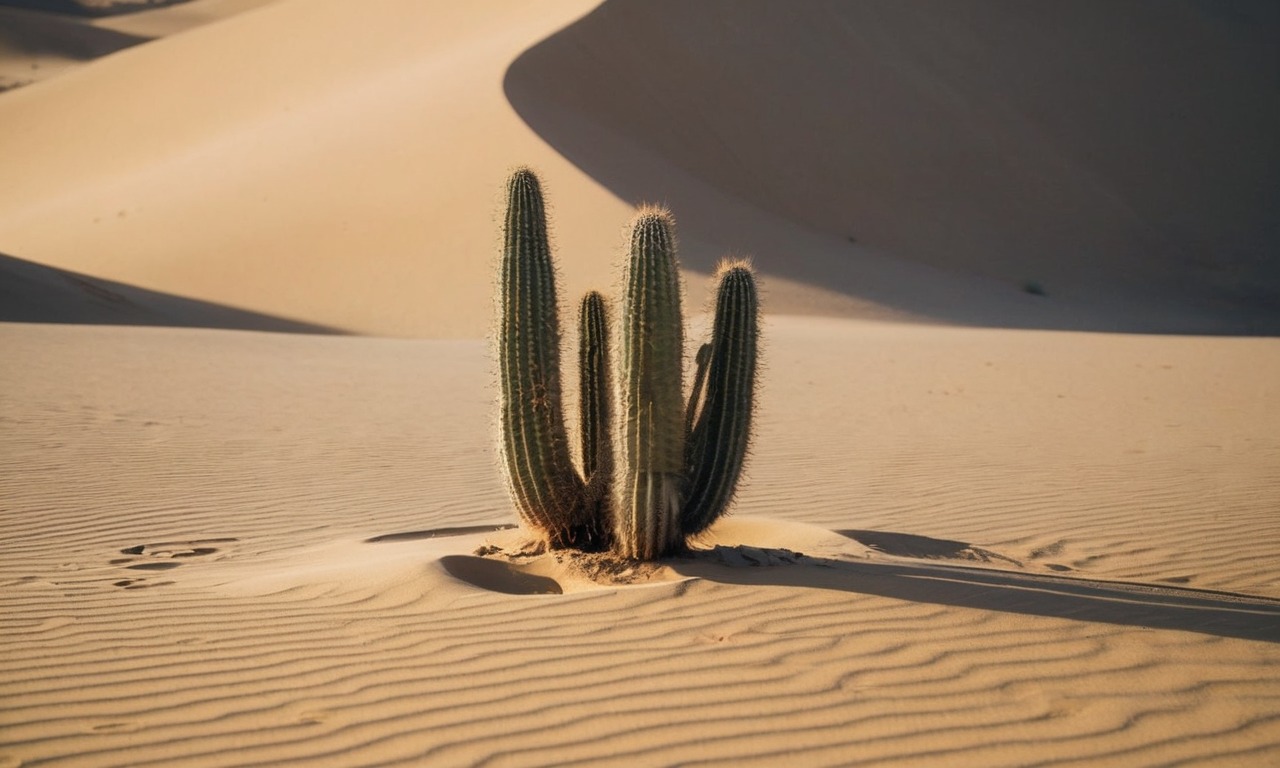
[3,0,1280,765]
[0,0,630,337]
[2,319,1279,766]
[0,0,275,91]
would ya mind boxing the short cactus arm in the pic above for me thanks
[578,292,613,528]
[613,209,686,560]
[497,168,587,546]
[682,263,760,536]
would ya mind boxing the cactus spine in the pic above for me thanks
[495,168,759,560]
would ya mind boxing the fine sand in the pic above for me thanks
[2,319,1278,766]
[2,0,1279,765]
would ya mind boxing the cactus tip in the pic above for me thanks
[714,257,755,278]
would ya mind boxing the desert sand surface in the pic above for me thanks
[3,319,1279,766]
[3,0,1280,766]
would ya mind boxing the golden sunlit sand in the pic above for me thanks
[2,1,1278,765]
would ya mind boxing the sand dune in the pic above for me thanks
[0,0,276,91]
[0,4,145,90]
[0,0,622,337]
[3,0,1278,765]
[0,0,194,16]
[507,0,1280,334]
[0,251,333,330]
[4,0,1274,335]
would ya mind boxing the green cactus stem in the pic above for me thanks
[613,208,687,560]
[497,168,590,548]
[578,290,612,525]
[682,261,760,536]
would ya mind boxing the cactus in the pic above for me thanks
[682,261,760,536]
[496,169,597,549]
[494,168,759,559]
[613,209,688,559]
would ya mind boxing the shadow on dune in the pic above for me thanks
[0,0,191,17]
[0,252,339,333]
[0,4,148,64]
[505,0,1280,335]
[671,543,1280,645]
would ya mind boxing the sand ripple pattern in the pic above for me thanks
[2,322,1278,766]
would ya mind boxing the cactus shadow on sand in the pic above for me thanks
[446,527,1280,643]
[666,547,1280,645]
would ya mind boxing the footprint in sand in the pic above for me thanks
[109,538,237,590]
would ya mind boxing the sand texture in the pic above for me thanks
[3,319,1278,766]
[3,0,1279,765]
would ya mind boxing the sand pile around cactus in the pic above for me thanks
[3,318,1279,765]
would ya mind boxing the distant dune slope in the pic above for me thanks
[0,0,280,91]
[0,0,620,337]
[506,0,1280,333]
[0,0,193,17]
[0,5,146,89]
[0,251,335,331]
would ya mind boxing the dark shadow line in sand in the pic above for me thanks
[837,529,1024,566]
[672,547,1280,644]
[364,524,517,544]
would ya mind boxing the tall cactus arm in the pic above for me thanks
[613,208,687,560]
[682,261,760,536]
[497,168,587,546]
